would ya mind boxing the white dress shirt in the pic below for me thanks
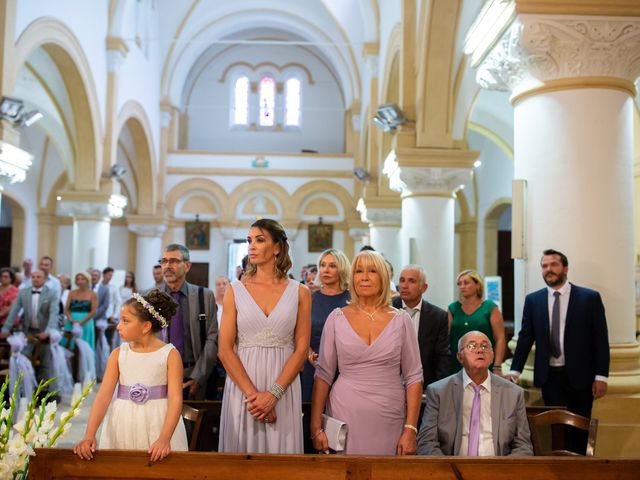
[459,369,495,457]
[31,288,42,323]
[401,300,422,336]
[106,283,121,319]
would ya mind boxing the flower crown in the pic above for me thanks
[132,293,168,328]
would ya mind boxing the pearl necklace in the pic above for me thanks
[357,304,382,321]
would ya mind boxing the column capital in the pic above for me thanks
[356,199,402,227]
[56,191,127,219]
[126,214,167,237]
[383,148,477,197]
[106,36,129,73]
[475,13,640,100]
[348,228,370,242]
[0,139,33,188]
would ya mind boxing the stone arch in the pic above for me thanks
[483,197,511,276]
[291,180,357,222]
[13,17,103,191]
[115,101,157,215]
[166,178,229,221]
[228,179,292,222]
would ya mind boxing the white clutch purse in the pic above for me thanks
[322,414,348,452]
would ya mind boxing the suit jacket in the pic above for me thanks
[94,283,110,321]
[416,371,533,456]
[393,297,451,386]
[511,283,609,390]
[165,282,218,388]
[2,285,59,333]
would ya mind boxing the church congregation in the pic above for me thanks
[1,0,639,473]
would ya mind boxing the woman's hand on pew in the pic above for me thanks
[73,436,96,460]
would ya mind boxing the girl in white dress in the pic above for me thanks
[73,290,188,461]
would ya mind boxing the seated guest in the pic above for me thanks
[0,270,60,381]
[417,331,532,456]
[311,250,422,455]
[0,267,19,326]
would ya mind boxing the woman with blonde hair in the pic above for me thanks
[218,218,311,453]
[62,271,97,349]
[301,249,351,402]
[448,269,506,373]
[310,250,422,455]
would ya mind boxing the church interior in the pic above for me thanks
[1,0,640,464]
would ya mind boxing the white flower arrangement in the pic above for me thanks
[0,374,93,479]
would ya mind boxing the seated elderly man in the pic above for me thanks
[417,330,533,456]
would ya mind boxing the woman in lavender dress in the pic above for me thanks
[218,219,311,453]
[310,250,423,455]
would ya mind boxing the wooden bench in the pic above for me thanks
[29,449,640,480]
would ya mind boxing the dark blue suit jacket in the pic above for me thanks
[511,283,609,390]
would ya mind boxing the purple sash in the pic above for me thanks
[117,383,167,404]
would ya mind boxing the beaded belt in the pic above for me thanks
[117,383,167,405]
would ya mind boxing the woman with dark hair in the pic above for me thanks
[0,267,18,326]
[218,218,311,453]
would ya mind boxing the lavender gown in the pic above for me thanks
[315,308,423,455]
[219,279,303,453]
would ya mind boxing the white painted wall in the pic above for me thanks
[467,130,514,275]
[185,43,344,153]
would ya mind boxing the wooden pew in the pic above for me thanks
[30,449,640,480]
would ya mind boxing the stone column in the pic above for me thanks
[127,220,166,289]
[471,8,640,456]
[348,228,370,257]
[384,150,476,309]
[357,204,402,274]
[57,192,127,274]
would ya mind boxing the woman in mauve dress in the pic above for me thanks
[218,218,311,453]
[310,250,423,455]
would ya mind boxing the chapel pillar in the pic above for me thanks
[384,149,477,309]
[468,1,640,456]
[57,191,127,274]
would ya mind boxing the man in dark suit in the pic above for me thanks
[161,243,218,400]
[0,270,60,380]
[508,249,609,454]
[417,331,532,456]
[393,265,450,387]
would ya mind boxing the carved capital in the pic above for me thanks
[57,192,127,219]
[128,223,167,237]
[358,206,402,227]
[477,15,640,96]
[348,228,370,242]
[384,153,472,197]
[0,140,33,187]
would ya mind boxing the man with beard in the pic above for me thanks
[507,249,609,454]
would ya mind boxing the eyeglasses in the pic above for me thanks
[158,258,184,267]
[463,342,492,353]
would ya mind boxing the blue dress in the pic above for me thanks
[62,299,95,350]
[301,289,350,402]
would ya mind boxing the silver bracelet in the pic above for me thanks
[269,382,285,400]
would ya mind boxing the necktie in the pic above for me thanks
[169,291,185,359]
[468,384,482,456]
[404,307,417,318]
[551,291,562,358]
